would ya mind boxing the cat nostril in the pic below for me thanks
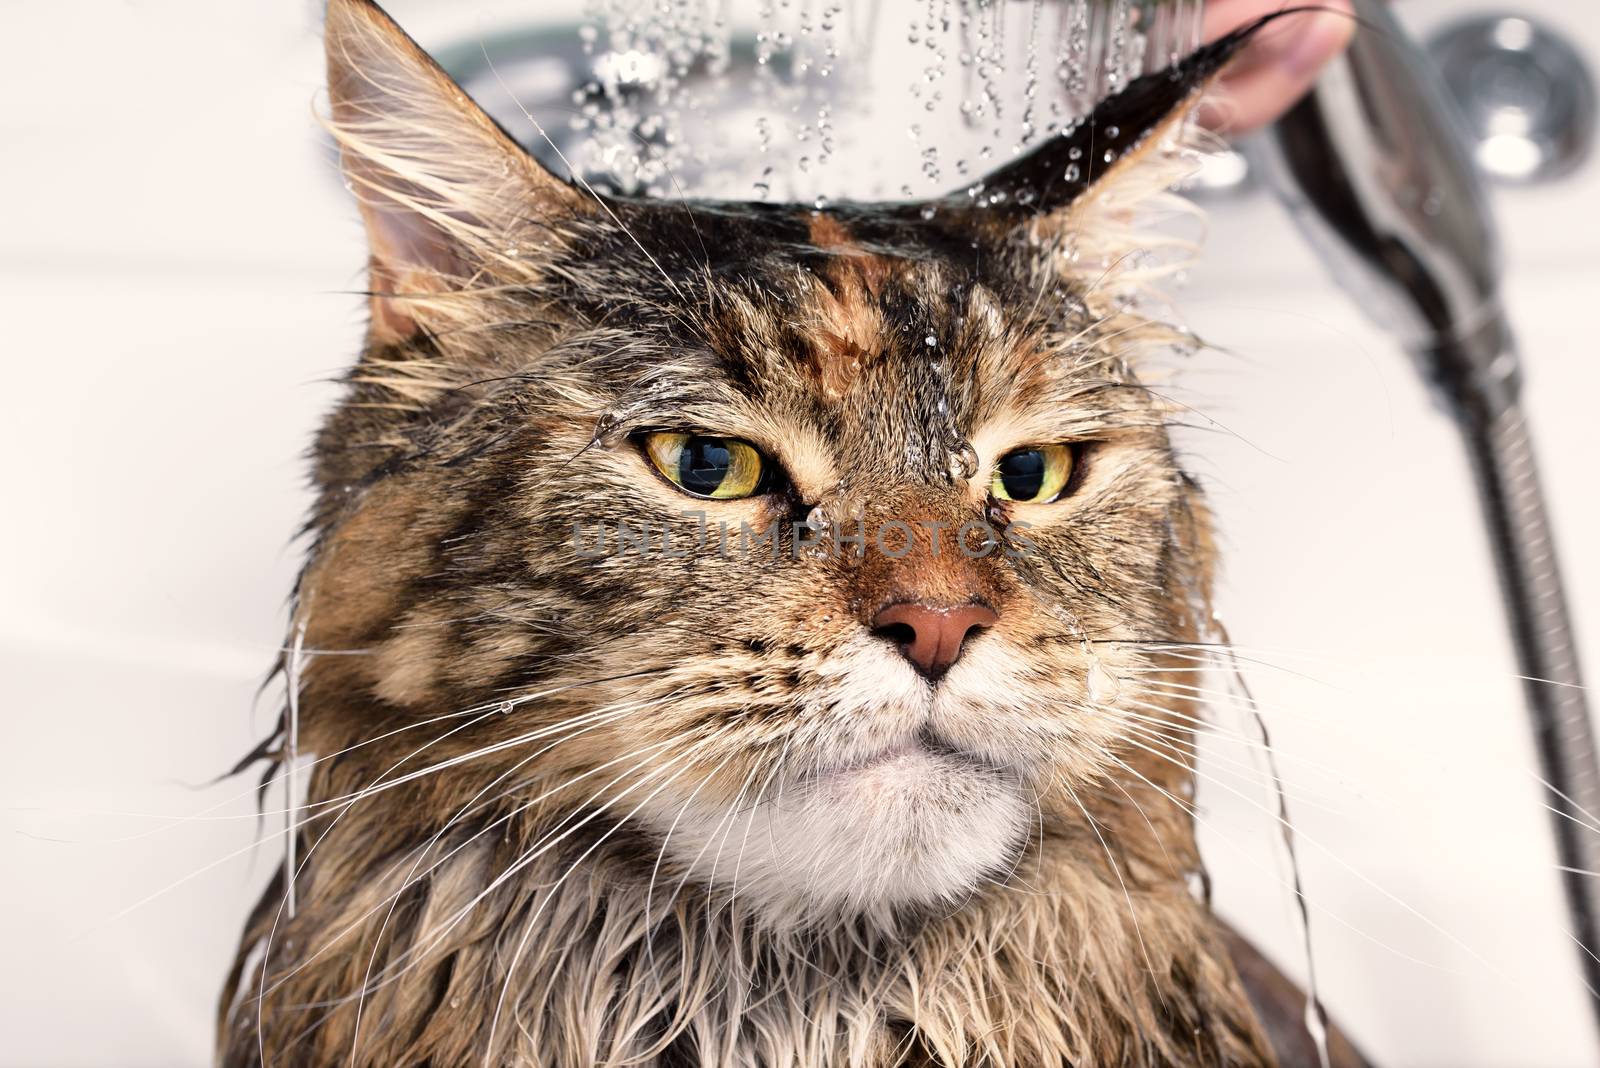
[876,621,918,647]
[871,601,998,680]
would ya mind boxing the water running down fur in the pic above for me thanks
[220,3,1368,1065]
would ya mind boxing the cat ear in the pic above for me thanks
[324,0,586,343]
[952,13,1282,228]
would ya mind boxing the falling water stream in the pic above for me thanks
[450,0,1205,201]
[1213,619,1333,1068]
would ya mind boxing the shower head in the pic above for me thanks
[1251,0,1517,423]
[1254,1,1600,1043]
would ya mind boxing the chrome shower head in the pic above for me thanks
[1252,0,1517,422]
[1254,1,1600,1043]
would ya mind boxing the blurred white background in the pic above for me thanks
[2,1,1597,1065]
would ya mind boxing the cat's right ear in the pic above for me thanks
[324,0,587,343]
[930,12,1292,232]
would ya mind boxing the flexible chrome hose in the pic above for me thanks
[1457,397,1600,1009]
[1253,0,1600,1034]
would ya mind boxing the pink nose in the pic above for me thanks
[871,601,998,679]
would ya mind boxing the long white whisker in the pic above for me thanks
[30,667,673,847]
[1054,774,1168,1012]
[340,692,674,1062]
[262,695,686,1005]
[336,721,713,1006]
[480,753,706,1065]
[479,49,687,305]
[257,700,511,1064]
[1104,710,1499,975]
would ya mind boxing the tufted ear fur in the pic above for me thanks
[324,0,587,343]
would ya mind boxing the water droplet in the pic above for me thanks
[591,412,624,448]
[496,701,515,715]
[924,334,937,348]
[1105,124,1120,138]
[1064,163,1081,182]
[814,194,830,210]
[948,440,979,480]
[1086,655,1121,704]
[919,204,937,220]
[1102,149,1116,164]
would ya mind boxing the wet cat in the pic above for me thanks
[221,2,1364,1065]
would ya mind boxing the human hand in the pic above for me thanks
[1199,1,1357,134]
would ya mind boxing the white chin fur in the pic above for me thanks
[644,747,1030,924]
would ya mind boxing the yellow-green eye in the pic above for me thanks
[991,444,1075,503]
[643,432,768,500]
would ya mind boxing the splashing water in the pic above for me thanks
[452,1,1203,202]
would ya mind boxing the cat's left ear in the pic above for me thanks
[947,14,1279,231]
[324,0,588,343]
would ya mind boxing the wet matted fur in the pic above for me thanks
[219,3,1353,1065]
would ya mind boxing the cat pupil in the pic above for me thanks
[998,450,1046,500]
[678,437,732,496]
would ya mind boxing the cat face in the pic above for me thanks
[298,0,1252,926]
[542,214,1195,919]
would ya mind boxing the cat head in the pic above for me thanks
[296,0,1262,924]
